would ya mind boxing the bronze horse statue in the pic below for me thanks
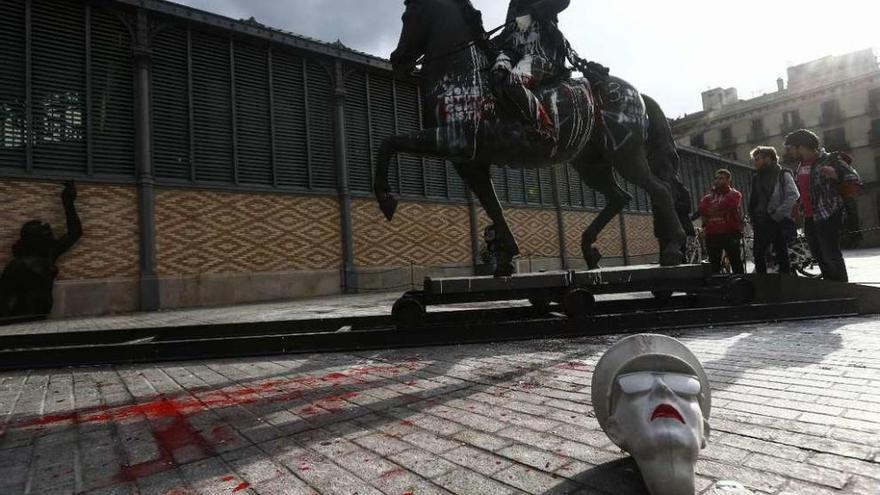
[375,0,693,276]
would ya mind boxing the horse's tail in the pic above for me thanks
[642,94,695,237]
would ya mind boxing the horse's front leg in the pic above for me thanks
[374,126,475,221]
[453,162,520,277]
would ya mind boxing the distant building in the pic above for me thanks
[672,49,880,246]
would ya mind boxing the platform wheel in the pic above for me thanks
[529,297,552,316]
[392,296,426,329]
[651,290,674,303]
[723,276,756,306]
[563,289,596,319]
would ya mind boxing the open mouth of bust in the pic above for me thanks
[651,404,685,424]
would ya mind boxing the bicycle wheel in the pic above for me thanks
[789,236,822,279]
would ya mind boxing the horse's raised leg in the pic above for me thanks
[570,161,631,269]
[608,149,686,266]
[375,127,476,221]
[453,162,520,277]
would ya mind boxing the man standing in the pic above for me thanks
[748,146,800,274]
[699,169,744,274]
[784,129,862,282]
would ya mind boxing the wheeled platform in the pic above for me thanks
[392,263,757,327]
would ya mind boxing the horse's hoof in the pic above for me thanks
[585,246,602,270]
[378,194,399,222]
[493,264,515,278]
[660,249,683,267]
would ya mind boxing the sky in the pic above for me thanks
[174,0,879,118]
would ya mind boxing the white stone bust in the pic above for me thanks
[592,334,712,495]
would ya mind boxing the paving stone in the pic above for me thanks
[2,269,880,494]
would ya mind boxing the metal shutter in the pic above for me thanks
[555,165,569,206]
[234,39,272,186]
[344,70,371,193]
[152,25,191,181]
[566,164,583,207]
[32,0,86,173]
[446,161,467,200]
[305,59,336,191]
[539,168,553,206]
[368,73,398,194]
[507,167,525,204]
[524,168,540,204]
[191,29,234,183]
[90,6,134,176]
[395,80,423,196]
[424,158,447,198]
[0,0,26,168]
[273,50,308,189]
[491,164,507,203]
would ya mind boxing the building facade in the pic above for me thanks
[672,49,880,246]
[0,0,748,318]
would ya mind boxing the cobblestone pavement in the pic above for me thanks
[1,249,879,494]
[1,316,879,495]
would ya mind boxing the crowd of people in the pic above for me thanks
[697,129,863,281]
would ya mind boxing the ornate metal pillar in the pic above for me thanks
[133,8,159,310]
[333,60,357,293]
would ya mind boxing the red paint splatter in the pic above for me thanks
[379,467,407,481]
[6,363,421,489]
[399,420,415,427]
[232,482,250,492]
[222,476,235,482]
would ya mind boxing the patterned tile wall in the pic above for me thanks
[563,210,623,262]
[623,213,660,258]
[476,207,560,259]
[0,180,139,280]
[156,190,341,276]
[351,199,472,267]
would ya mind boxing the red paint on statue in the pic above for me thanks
[232,482,250,492]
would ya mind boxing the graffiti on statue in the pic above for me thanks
[376,0,694,277]
[0,181,82,324]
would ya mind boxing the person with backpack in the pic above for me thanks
[698,169,745,274]
[784,129,862,282]
[748,146,800,274]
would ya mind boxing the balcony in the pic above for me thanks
[825,141,851,152]
[820,112,844,127]
[747,130,767,142]
[781,119,804,134]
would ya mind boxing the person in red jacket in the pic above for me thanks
[699,169,744,274]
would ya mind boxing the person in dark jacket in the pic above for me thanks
[784,129,862,282]
[748,146,800,274]
[492,0,571,142]
[0,181,82,323]
[698,169,744,274]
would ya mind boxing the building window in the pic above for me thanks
[782,110,802,133]
[690,133,705,148]
[0,103,25,149]
[823,128,849,151]
[719,127,734,148]
[869,88,880,116]
[871,119,880,146]
[749,118,765,141]
[820,99,842,126]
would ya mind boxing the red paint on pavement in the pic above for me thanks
[379,467,407,481]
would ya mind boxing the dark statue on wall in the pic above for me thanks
[376,0,693,276]
[0,181,82,323]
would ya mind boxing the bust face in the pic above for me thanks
[607,371,706,460]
